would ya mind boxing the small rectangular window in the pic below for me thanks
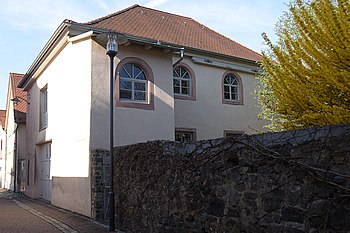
[224,130,244,138]
[175,128,197,143]
[40,86,48,130]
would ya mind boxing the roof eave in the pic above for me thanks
[18,21,69,89]
[64,22,261,65]
[19,20,261,90]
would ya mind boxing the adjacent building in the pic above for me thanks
[17,5,265,219]
[0,110,6,188]
[3,73,27,192]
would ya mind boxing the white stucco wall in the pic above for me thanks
[25,36,92,216]
[90,42,175,149]
[174,56,265,139]
[52,177,91,217]
[90,43,264,148]
[4,100,16,190]
[0,126,5,188]
[25,78,43,198]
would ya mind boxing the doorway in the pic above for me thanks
[39,143,51,201]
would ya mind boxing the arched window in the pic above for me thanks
[120,64,147,101]
[173,63,196,100]
[222,72,243,105]
[116,57,154,110]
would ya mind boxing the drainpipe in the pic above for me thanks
[173,48,185,67]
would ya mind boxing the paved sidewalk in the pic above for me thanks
[0,189,111,233]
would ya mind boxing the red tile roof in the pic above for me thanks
[10,73,27,124]
[0,110,5,129]
[76,4,261,62]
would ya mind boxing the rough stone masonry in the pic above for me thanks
[95,124,350,232]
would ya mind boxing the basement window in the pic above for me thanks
[175,128,197,143]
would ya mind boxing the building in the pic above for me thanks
[18,5,265,219]
[0,110,6,188]
[3,73,27,192]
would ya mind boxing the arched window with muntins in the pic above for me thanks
[222,71,243,105]
[120,64,147,101]
[116,57,154,110]
[173,63,196,101]
[173,66,191,96]
[223,74,239,101]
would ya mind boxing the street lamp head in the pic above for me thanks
[11,96,30,105]
[11,97,19,105]
[106,34,118,57]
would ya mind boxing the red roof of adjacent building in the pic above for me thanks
[0,110,5,130]
[75,5,261,62]
[10,73,27,124]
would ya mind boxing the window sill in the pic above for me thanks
[222,99,243,105]
[39,126,47,132]
[116,101,154,110]
[174,94,196,101]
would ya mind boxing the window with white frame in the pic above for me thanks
[40,86,48,130]
[173,66,192,96]
[116,57,155,110]
[119,63,147,101]
[173,63,196,101]
[222,72,243,105]
[223,74,239,101]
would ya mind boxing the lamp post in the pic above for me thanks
[106,34,118,232]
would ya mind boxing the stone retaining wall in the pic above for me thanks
[109,124,350,232]
[91,149,110,221]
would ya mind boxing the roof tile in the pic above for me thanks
[0,110,5,129]
[76,5,261,62]
[10,73,27,124]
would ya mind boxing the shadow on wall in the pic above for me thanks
[90,74,175,148]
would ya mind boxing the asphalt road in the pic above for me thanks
[0,189,111,233]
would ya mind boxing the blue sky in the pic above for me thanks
[0,0,288,109]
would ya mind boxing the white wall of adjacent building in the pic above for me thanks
[0,125,6,188]
[0,124,6,188]
[2,79,27,192]
[4,98,15,191]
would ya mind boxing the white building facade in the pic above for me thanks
[18,5,265,218]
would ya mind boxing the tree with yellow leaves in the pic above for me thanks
[256,0,350,131]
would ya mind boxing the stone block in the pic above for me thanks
[208,198,225,217]
[281,207,304,223]
[262,189,285,212]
